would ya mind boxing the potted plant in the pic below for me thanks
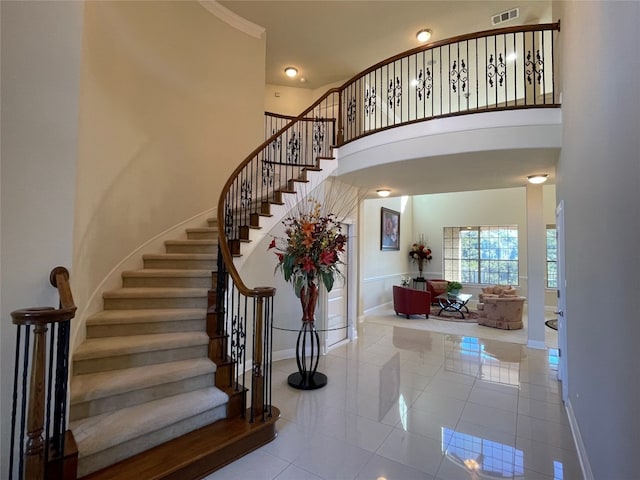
[447,281,463,296]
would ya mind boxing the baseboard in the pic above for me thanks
[565,398,593,480]
[273,348,296,363]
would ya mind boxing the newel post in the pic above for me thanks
[24,318,49,480]
[250,287,275,421]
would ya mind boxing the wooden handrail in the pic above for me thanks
[218,88,340,299]
[11,267,76,326]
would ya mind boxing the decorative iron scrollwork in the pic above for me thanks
[262,161,274,186]
[287,132,300,164]
[312,117,325,153]
[230,314,245,363]
[347,97,357,123]
[525,50,544,85]
[451,59,468,93]
[269,128,281,161]
[364,87,376,116]
[240,179,252,208]
[416,68,432,101]
[487,53,506,87]
[387,77,402,108]
[224,204,233,236]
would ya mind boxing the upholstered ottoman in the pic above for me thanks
[477,296,525,330]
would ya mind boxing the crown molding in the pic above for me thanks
[198,0,265,39]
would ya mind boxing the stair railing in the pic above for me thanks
[9,267,77,480]
[216,21,560,424]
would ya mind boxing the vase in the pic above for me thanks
[299,282,319,323]
[417,258,425,280]
[288,282,328,390]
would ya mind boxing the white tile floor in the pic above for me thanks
[206,320,581,480]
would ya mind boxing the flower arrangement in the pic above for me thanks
[268,198,346,298]
[409,235,432,279]
[409,235,432,263]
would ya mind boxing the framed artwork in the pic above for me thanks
[380,207,400,250]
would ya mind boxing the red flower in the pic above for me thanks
[301,256,316,273]
[319,250,335,265]
[268,238,276,249]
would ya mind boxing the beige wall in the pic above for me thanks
[264,84,314,116]
[264,78,347,118]
[71,1,266,346]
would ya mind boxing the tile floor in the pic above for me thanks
[206,321,581,480]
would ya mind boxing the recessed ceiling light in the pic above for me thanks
[416,29,432,42]
[284,67,298,78]
[527,174,548,184]
[376,188,391,197]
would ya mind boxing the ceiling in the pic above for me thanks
[217,0,558,196]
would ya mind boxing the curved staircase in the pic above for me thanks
[68,218,239,478]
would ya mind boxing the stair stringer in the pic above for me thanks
[232,155,339,270]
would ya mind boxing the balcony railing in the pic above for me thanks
[340,23,559,143]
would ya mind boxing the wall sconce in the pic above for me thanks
[416,29,432,42]
[376,189,391,197]
[284,67,298,78]
[527,174,548,184]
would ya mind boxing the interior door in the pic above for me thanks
[326,224,349,349]
[555,200,568,403]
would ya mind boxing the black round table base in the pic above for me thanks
[287,371,327,390]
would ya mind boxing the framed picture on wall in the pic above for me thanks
[380,207,400,250]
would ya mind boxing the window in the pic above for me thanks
[443,226,518,285]
[546,225,557,288]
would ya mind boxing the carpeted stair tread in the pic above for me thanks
[142,253,216,259]
[70,358,216,405]
[70,387,229,459]
[87,308,206,326]
[103,287,208,299]
[164,239,217,246]
[122,269,212,278]
[74,331,209,361]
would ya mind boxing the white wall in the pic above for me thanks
[0,1,83,475]
[360,186,557,312]
[555,2,640,478]
[360,196,413,312]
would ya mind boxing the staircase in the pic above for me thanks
[68,152,334,478]
[69,218,242,478]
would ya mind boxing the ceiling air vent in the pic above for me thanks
[492,7,519,26]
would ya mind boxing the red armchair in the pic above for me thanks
[426,279,449,305]
[393,286,431,319]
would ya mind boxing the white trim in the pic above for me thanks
[272,348,296,363]
[362,273,404,284]
[526,339,547,350]
[566,399,594,480]
[364,301,393,316]
[198,1,265,39]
